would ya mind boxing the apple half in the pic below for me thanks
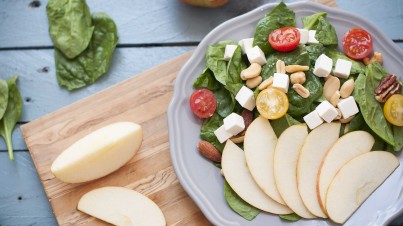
[222,140,292,214]
[78,186,166,226]
[326,151,399,224]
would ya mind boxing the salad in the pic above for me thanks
[188,2,403,223]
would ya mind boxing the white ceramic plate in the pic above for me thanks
[167,2,403,225]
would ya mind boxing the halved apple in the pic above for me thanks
[244,116,285,205]
[78,186,166,226]
[222,140,292,214]
[326,151,399,224]
[317,131,374,212]
[297,123,340,218]
[274,124,316,219]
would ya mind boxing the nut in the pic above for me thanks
[374,74,402,102]
[340,79,355,98]
[197,141,221,162]
[363,52,383,65]
[339,115,355,124]
[290,71,306,84]
[246,76,263,89]
[293,84,310,98]
[230,135,245,143]
[258,77,274,90]
[323,76,341,101]
[276,60,286,74]
[330,90,340,106]
[285,65,309,73]
[241,63,262,80]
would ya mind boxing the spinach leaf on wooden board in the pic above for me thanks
[206,41,235,85]
[325,48,365,75]
[279,213,301,222]
[200,113,224,152]
[0,80,9,119]
[253,2,295,55]
[214,88,235,118]
[224,180,260,221]
[193,68,221,91]
[55,13,118,90]
[0,76,23,160]
[271,114,302,137]
[47,0,94,59]
[225,46,245,96]
[302,12,327,30]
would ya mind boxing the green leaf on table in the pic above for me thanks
[205,41,235,85]
[279,213,301,222]
[193,68,221,91]
[224,180,260,221]
[302,12,327,30]
[200,113,224,152]
[47,0,94,59]
[0,80,9,119]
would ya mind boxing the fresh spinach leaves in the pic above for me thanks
[200,113,224,152]
[325,48,365,75]
[214,88,235,118]
[193,68,221,91]
[302,12,338,46]
[271,114,301,137]
[302,12,327,30]
[279,213,301,222]
[225,46,245,96]
[206,41,236,85]
[224,180,260,220]
[0,80,8,119]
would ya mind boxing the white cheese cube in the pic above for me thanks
[316,100,339,123]
[298,28,309,44]
[308,30,319,44]
[246,46,266,65]
[337,96,359,119]
[214,125,233,143]
[223,113,245,136]
[238,38,254,54]
[272,73,290,93]
[303,110,324,130]
[313,54,333,77]
[334,59,352,79]
[224,45,238,60]
[235,86,256,111]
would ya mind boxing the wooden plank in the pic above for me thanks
[0,0,402,48]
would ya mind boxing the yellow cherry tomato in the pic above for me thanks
[384,94,403,126]
[256,88,289,120]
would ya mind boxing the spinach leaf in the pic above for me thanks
[253,2,295,55]
[214,88,235,118]
[224,180,260,221]
[393,125,403,151]
[0,76,23,160]
[325,48,365,75]
[200,113,224,152]
[55,13,119,90]
[348,113,365,132]
[271,114,302,137]
[193,68,221,90]
[279,213,301,222]
[0,80,8,119]
[315,16,338,46]
[47,0,94,59]
[206,41,235,85]
[306,44,326,67]
[302,12,327,30]
[225,46,245,96]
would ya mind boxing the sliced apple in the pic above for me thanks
[244,116,285,205]
[317,131,374,212]
[222,140,292,214]
[51,122,142,183]
[297,122,340,218]
[78,186,166,226]
[274,124,316,219]
[326,151,399,224]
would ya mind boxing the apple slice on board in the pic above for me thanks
[222,140,292,214]
[244,116,285,205]
[78,186,166,226]
[326,151,399,224]
[317,131,374,212]
[274,124,316,219]
[297,122,340,218]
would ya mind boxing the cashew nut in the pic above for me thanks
[323,76,341,101]
[241,63,261,80]
[290,71,306,84]
[340,79,355,98]
[246,76,263,89]
[330,90,341,106]
[293,84,310,98]
[276,60,286,74]
[285,65,309,73]
[258,77,273,90]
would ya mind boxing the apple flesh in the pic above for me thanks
[222,140,292,214]
[78,186,166,226]
[326,151,399,224]
[51,122,142,183]
[244,116,285,205]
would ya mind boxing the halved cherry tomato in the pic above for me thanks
[342,28,373,60]
[384,94,403,126]
[269,27,300,52]
[189,88,217,118]
[256,88,289,119]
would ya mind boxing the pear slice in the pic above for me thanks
[297,122,340,218]
[244,116,285,205]
[222,140,292,214]
[274,124,316,219]
[78,186,166,226]
[317,131,374,212]
[326,151,399,224]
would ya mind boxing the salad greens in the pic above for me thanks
[200,113,224,153]
[279,213,302,222]
[302,13,338,46]
[224,180,260,220]
[206,41,236,85]
[0,80,8,119]
[193,68,221,91]
[302,12,327,30]
[271,114,302,137]
[226,46,246,96]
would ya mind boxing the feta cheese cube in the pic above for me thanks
[303,110,324,130]
[246,46,266,65]
[224,113,245,136]
[313,54,333,77]
[238,38,254,54]
[316,100,339,123]
[214,125,233,143]
[298,28,309,44]
[235,86,256,111]
[337,96,359,119]
[334,59,352,79]
[224,45,238,60]
[308,30,319,44]
[272,73,290,93]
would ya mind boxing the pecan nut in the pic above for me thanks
[374,74,402,103]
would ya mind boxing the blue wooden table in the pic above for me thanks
[0,0,402,225]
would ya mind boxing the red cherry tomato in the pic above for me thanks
[189,88,217,118]
[269,27,300,52]
[342,28,373,60]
